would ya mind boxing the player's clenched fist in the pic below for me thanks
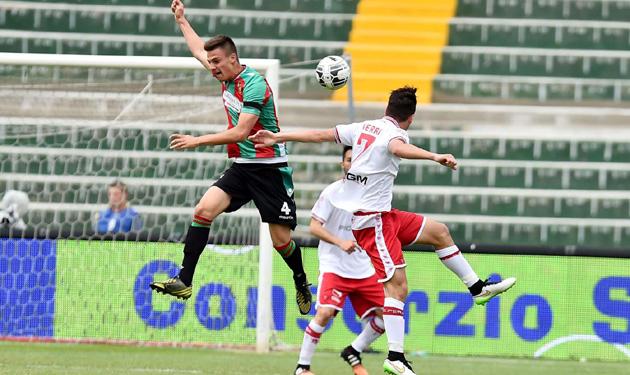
[435,153,458,170]
[170,134,200,150]
[249,130,277,148]
[171,0,185,22]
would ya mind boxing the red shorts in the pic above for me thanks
[316,272,385,319]
[352,209,425,283]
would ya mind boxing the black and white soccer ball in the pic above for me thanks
[315,55,350,90]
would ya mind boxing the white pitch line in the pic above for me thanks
[24,364,202,373]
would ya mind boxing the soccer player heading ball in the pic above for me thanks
[150,0,312,316]
[250,87,516,375]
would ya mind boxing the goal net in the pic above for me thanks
[0,52,310,352]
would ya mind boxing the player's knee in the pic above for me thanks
[432,222,453,247]
[315,308,336,324]
[193,204,217,221]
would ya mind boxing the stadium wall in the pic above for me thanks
[1,238,630,361]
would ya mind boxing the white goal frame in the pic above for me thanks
[0,52,278,353]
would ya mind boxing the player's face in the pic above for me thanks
[207,48,239,81]
[341,150,352,174]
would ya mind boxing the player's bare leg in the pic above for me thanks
[381,268,415,375]
[416,218,516,305]
[150,186,230,299]
[269,223,312,314]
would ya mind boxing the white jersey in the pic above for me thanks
[311,180,375,279]
[331,116,409,213]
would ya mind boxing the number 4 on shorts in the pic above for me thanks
[281,201,291,215]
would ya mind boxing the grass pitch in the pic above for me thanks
[0,342,628,375]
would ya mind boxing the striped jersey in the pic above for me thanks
[221,65,287,163]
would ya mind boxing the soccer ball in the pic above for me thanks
[315,55,350,90]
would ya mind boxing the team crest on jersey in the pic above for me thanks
[223,90,242,113]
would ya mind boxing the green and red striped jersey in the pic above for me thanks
[221,65,287,162]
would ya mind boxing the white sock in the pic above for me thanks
[436,245,480,287]
[383,297,405,353]
[297,321,325,366]
[351,315,385,352]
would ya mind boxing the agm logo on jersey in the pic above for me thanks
[346,172,368,185]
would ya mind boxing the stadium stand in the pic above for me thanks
[1,0,629,250]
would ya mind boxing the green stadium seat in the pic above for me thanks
[448,24,483,46]
[3,8,36,30]
[61,40,93,55]
[130,41,162,56]
[611,143,630,162]
[436,138,464,156]
[532,168,563,189]
[531,0,565,19]
[506,139,535,160]
[569,169,599,190]
[606,170,630,190]
[445,221,467,241]
[250,17,282,39]
[440,52,473,74]
[109,12,141,34]
[495,166,526,188]
[471,222,502,243]
[284,18,317,40]
[459,166,489,187]
[471,81,501,98]
[75,11,105,33]
[486,195,518,216]
[523,25,555,49]
[274,45,306,65]
[546,83,576,102]
[215,15,246,37]
[576,141,606,162]
[586,81,618,101]
[395,164,417,185]
[0,37,22,53]
[568,0,603,20]
[421,164,454,186]
[508,224,541,245]
[515,54,546,76]
[522,197,555,217]
[449,195,482,215]
[485,24,519,47]
[560,197,591,218]
[433,79,466,98]
[509,82,539,100]
[540,140,571,161]
[597,198,629,218]
[415,194,446,214]
[456,0,486,17]
[608,1,630,22]
[468,138,501,159]
[478,53,510,75]
[391,192,413,212]
[547,225,579,246]
[28,39,57,54]
[490,0,522,18]
[552,55,583,78]
[168,42,192,57]
[583,226,615,248]
[145,13,178,36]
[562,26,595,50]
[588,57,621,79]
[600,28,630,50]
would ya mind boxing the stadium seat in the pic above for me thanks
[468,138,501,159]
[583,226,615,248]
[458,166,490,187]
[522,197,555,217]
[495,167,526,188]
[569,169,600,190]
[449,195,482,215]
[471,222,503,243]
[486,195,519,216]
[532,168,564,189]
[508,223,541,245]
[607,170,630,190]
[547,225,579,246]
[560,197,592,218]
[522,25,555,49]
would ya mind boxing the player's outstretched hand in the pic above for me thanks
[248,130,277,148]
[170,134,200,150]
[171,0,185,22]
[435,153,458,170]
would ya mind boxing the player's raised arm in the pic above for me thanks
[249,128,336,148]
[171,0,212,71]
[388,139,458,170]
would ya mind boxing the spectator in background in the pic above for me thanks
[0,190,30,230]
[95,180,142,234]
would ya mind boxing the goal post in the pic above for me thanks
[0,52,278,352]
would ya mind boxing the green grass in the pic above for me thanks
[0,342,628,375]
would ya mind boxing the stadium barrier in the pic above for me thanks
[1,236,629,361]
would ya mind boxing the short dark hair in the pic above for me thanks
[385,86,417,122]
[203,35,238,58]
[108,180,127,194]
[342,145,352,160]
